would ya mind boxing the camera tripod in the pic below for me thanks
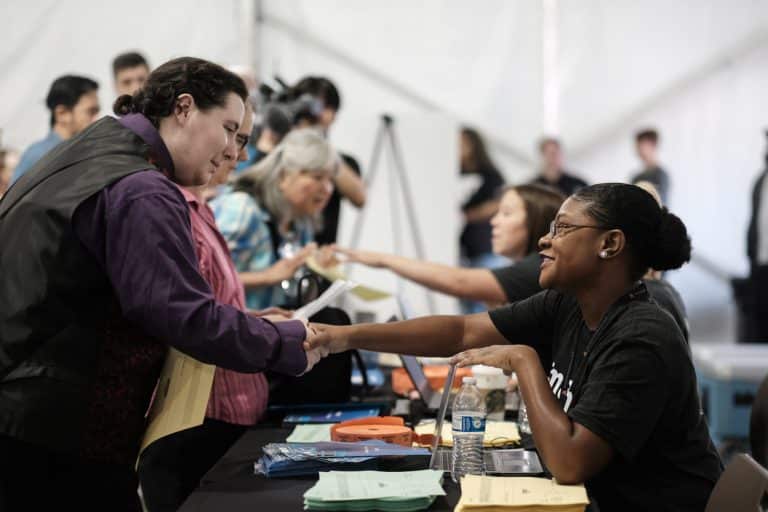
[347,114,436,314]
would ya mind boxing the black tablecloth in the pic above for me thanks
[178,426,462,511]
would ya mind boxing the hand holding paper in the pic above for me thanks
[294,279,357,321]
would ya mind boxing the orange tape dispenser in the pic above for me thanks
[330,416,435,447]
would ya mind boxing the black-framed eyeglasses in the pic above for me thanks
[548,221,609,239]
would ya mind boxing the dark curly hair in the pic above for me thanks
[572,183,691,279]
[113,57,248,126]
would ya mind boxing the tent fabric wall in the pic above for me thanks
[3,0,768,331]
[0,0,251,151]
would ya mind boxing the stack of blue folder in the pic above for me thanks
[254,441,430,478]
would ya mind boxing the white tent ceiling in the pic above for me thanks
[2,0,768,331]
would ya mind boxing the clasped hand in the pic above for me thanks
[301,323,352,374]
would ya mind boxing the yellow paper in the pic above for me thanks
[137,348,215,465]
[455,475,589,512]
[306,256,391,301]
[414,421,521,447]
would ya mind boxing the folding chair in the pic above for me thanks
[704,453,768,512]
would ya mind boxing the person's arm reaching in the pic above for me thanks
[336,247,507,303]
[73,174,310,375]
[305,312,507,357]
[306,290,556,359]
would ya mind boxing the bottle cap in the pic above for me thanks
[462,376,476,384]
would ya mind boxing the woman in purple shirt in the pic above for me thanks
[0,58,323,511]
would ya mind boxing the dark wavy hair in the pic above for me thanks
[512,184,565,255]
[572,183,691,279]
[46,75,99,127]
[113,57,248,126]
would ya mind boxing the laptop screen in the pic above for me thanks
[400,355,433,397]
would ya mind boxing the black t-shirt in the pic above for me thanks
[460,166,505,258]
[631,166,670,204]
[644,279,689,343]
[488,285,722,512]
[316,153,361,245]
[532,172,588,197]
[491,252,543,303]
[492,258,690,344]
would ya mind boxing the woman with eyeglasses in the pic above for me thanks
[307,183,722,511]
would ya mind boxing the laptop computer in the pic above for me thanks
[399,354,453,412]
[391,296,454,412]
[426,363,542,475]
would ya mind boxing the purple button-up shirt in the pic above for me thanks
[71,114,308,375]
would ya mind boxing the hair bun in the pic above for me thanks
[646,208,691,271]
[112,94,136,116]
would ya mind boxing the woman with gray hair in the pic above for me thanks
[212,127,337,309]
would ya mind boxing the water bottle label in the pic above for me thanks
[452,414,486,433]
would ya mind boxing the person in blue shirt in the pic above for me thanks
[11,75,100,184]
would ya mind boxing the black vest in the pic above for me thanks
[0,117,157,455]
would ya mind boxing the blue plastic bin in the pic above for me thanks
[692,344,768,445]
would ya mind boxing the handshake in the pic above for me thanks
[302,322,351,374]
[251,307,349,375]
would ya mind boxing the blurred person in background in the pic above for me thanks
[746,130,768,341]
[531,137,587,196]
[112,51,150,97]
[11,75,100,183]
[212,128,338,310]
[292,76,366,245]
[239,102,293,170]
[457,126,507,312]
[630,128,669,204]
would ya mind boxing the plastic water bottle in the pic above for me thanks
[451,376,486,483]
